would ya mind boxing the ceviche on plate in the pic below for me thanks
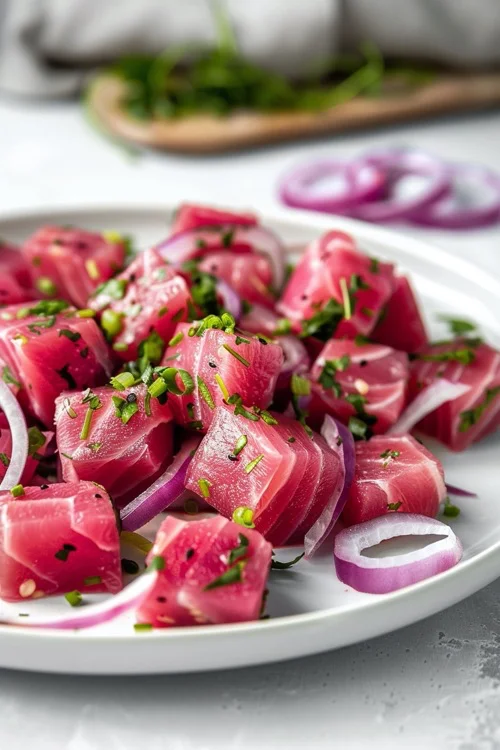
[0,203,497,633]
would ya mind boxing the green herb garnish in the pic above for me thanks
[197,376,215,409]
[244,454,264,474]
[197,478,211,498]
[271,552,304,570]
[459,386,500,432]
[112,395,139,424]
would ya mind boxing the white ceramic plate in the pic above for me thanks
[0,204,499,675]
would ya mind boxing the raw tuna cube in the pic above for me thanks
[55,384,173,505]
[0,242,33,290]
[409,339,500,451]
[277,231,395,339]
[162,321,283,432]
[342,434,447,527]
[309,339,409,434]
[0,301,112,426]
[136,515,271,627]
[21,226,126,307]
[198,251,276,309]
[0,276,33,307]
[171,203,257,235]
[90,248,191,361]
[0,481,121,602]
[239,303,280,336]
[372,275,428,353]
[185,404,342,545]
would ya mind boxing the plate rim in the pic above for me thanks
[0,202,498,661]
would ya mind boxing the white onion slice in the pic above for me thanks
[388,379,470,435]
[0,379,28,491]
[334,513,462,594]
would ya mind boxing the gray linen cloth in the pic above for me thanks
[0,0,499,99]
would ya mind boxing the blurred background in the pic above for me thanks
[1,0,500,261]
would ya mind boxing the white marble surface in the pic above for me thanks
[1,98,500,749]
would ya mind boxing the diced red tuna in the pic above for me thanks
[277,231,395,339]
[90,248,191,361]
[309,339,409,434]
[409,339,500,451]
[55,384,173,505]
[171,203,257,235]
[21,226,126,308]
[162,322,283,432]
[239,303,280,336]
[198,251,276,309]
[342,434,447,527]
[372,275,428,353]
[136,515,271,627]
[0,481,122,602]
[0,242,33,290]
[185,404,343,545]
[0,302,112,426]
[0,276,33,307]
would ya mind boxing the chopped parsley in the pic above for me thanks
[271,552,304,570]
[443,497,460,517]
[274,318,292,335]
[27,426,46,457]
[227,393,260,421]
[380,449,400,468]
[0,453,10,467]
[459,386,500,432]
[318,355,350,396]
[387,501,402,511]
[27,315,56,334]
[439,316,478,337]
[228,533,250,565]
[369,257,380,273]
[112,395,139,424]
[56,364,77,389]
[2,365,20,387]
[346,393,377,440]
[58,329,81,342]
[95,277,128,300]
[416,347,476,365]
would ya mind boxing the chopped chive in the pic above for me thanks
[228,533,250,565]
[204,561,245,590]
[36,276,58,297]
[369,257,380,273]
[134,623,153,632]
[110,372,136,390]
[85,259,100,280]
[214,373,230,401]
[233,435,248,456]
[144,391,152,416]
[271,552,305,570]
[112,342,128,352]
[79,407,94,440]
[244,454,264,474]
[61,452,73,460]
[12,334,28,345]
[387,501,402,511]
[339,276,351,320]
[232,506,255,528]
[158,306,168,318]
[64,590,83,607]
[0,453,10,467]
[148,377,168,398]
[101,309,123,338]
[112,395,139,424]
[149,555,165,572]
[63,397,77,419]
[10,484,24,497]
[76,308,96,318]
[235,336,250,345]
[95,278,128,301]
[83,575,102,586]
[222,344,250,367]
[197,376,215,409]
[168,331,184,347]
[260,411,278,425]
[197,478,211,498]
[274,318,292,335]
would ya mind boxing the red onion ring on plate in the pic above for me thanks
[278,159,386,214]
[347,149,452,222]
[120,436,201,531]
[445,483,477,498]
[0,380,28,491]
[334,513,462,594]
[388,379,471,435]
[304,415,356,558]
[410,164,500,229]
[156,225,286,291]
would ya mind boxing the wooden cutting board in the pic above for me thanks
[88,71,500,154]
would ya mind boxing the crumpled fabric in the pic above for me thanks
[0,0,499,99]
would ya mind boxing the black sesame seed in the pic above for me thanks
[208,361,217,368]
[40,484,49,490]
[186,548,195,560]
[156,596,167,603]
[258,337,268,345]
[121,558,140,575]
[359,360,368,367]
[228,454,238,461]
[126,393,137,403]
[95,493,102,499]
[130,274,136,282]
[301,294,308,300]
[63,543,77,551]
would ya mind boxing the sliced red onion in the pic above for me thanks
[445,483,478,498]
[216,278,241,321]
[279,159,386,214]
[0,380,28,491]
[334,513,462,594]
[0,570,159,630]
[410,164,500,229]
[276,335,309,390]
[305,415,356,558]
[346,148,452,222]
[120,436,201,531]
[388,379,471,435]
[156,225,286,290]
